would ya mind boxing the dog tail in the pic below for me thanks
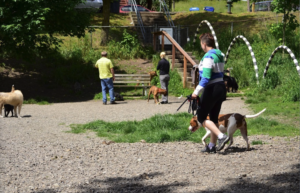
[245,108,266,118]
[11,85,15,92]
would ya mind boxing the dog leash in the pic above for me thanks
[177,94,199,115]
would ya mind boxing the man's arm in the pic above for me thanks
[110,68,115,81]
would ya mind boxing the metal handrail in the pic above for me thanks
[159,0,174,27]
[131,0,146,40]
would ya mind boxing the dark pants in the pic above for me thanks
[197,82,226,124]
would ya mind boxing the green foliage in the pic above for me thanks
[94,92,103,100]
[280,75,300,102]
[41,42,99,85]
[168,70,194,96]
[270,0,299,44]
[259,69,281,90]
[269,23,297,44]
[0,0,93,60]
[107,29,155,60]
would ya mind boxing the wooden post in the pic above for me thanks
[161,34,164,51]
[183,56,187,88]
[172,44,175,70]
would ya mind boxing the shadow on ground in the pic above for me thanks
[32,164,299,192]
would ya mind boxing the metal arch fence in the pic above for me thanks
[263,45,300,78]
[192,20,220,50]
[225,35,259,84]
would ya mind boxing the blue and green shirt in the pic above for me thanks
[193,49,224,95]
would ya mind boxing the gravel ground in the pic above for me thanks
[1,97,299,193]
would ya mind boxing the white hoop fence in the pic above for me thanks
[224,35,259,83]
[263,45,300,78]
[192,20,220,50]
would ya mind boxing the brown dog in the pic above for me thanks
[0,85,24,118]
[135,71,157,90]
[147,86,167,104]
[188,108,266,151]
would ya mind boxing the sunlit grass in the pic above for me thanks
[174,0,248,13]
[69,112,299,143]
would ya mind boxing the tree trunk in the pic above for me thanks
[147,0,152,10]
[100,0,111,46]
[247,0,250,12]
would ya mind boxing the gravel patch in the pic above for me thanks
[1,97,299,192]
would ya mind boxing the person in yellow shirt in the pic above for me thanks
[95,51,117,105]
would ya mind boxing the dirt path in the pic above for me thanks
[1,97,299,193]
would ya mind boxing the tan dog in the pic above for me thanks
[135,71,157,90]
[0,85,24,118]
[188,108,266,151]
[147,86,167,104]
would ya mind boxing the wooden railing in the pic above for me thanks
[152,31,197,88]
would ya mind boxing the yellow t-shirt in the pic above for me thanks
[95,57,114,79]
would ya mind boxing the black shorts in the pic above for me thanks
[197,82,226,124]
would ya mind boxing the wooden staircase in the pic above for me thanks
[165,50,199,89]
[130,13,197,89]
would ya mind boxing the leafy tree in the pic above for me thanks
[0,0,93,60]
[269,0,299,45]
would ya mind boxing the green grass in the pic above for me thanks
[174,0,248,13]
[247,117,299,137]
[69,111,299,143]
[23,97,50,105]
[251,140,263,145]
[69,113,202,143]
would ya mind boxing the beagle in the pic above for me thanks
[188,108,266,151]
